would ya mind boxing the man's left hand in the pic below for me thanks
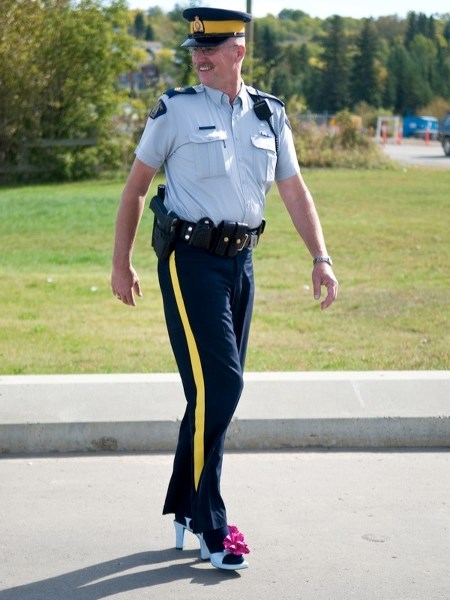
[312,263,338,310]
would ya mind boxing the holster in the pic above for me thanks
[149,186,179,261]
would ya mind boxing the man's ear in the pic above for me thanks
[237,44,246,60]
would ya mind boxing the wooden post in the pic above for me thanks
[246,0,254,86]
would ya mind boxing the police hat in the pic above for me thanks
[181,7,252,48]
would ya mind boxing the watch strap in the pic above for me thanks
[313,255,333,266]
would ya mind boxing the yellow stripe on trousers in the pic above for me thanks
[169,252,205,490]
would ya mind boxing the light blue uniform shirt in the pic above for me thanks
[136,83,300,229]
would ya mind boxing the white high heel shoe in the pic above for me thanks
[198,528,250,571]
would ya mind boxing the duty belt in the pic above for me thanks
[178,218,266,257]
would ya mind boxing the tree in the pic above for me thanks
[145,24,154,41]
[278,9,307,21]
[443,20,450,44]
[405,12,418,47]
[317,16,351,113]
[351,19,382,108]
[427,15,437,40]
[254,21,281,65]
[251,21,281,93]
[374,16,406,44]
[417,13,430,37]
[409,34,437,104]
[0,0,134,181]
[434,43,450,100]
[405,12,436,46]
[134,11,146,39]
[0,0,43,167]
[273,42,316,105]
[384,43,423,114]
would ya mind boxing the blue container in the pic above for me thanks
[403,116,439,139]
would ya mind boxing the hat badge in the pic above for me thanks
[193,16,205,33]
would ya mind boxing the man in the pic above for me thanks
[111,7,338,572]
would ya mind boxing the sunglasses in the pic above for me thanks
[188,44,239,56]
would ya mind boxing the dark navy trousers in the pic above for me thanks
[159,239,254,534]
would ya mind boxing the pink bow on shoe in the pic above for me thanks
[223,526,250,556]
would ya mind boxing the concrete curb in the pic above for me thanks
[1,371,449,453]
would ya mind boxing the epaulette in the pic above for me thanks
[165,87,198,98]
[246,86,285,107]
[149,87,198,119]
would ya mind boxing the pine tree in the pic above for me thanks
[254,21,280,66]
[384,43,423,114]
[318,15,350,113]
[409,34,436,106]
[134,12,146,39]
[404,12,418,47]
[427,15,436,40]
[351,19,381,108]
[435,44,450,100]
[251,21,280,93]
[443,20,450,44]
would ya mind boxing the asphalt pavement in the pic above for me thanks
[0,451,449,600]
[381,139,450,168]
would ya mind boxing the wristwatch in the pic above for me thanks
[313,255,333,266]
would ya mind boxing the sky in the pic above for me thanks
[127,0,450,19]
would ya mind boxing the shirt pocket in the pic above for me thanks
[251,133,277,183]
[189,130,228,179]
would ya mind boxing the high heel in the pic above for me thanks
[174,517,193,550]
[198,534,210,561]
[199,526,250,571]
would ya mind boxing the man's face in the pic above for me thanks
[190,41,243,89]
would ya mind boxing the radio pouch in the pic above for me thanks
[213,221,249,257]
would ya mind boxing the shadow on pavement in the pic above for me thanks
[0,549,240,600]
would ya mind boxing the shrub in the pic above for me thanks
[291,109,391,168]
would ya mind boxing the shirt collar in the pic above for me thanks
[203,82,246,108]
[203,85,223,106]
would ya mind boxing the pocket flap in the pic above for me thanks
[190,130,228,144]
[251,133,276,153]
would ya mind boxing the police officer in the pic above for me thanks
[111,7,338,571]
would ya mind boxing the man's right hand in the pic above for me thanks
[111,264,143,307]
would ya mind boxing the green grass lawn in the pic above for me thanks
[0,167,449,374]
